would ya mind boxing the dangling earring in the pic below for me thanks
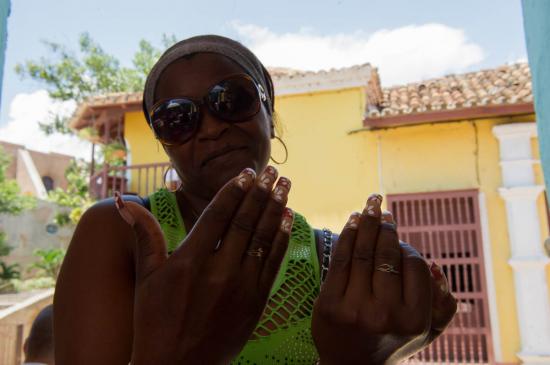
[163,164,182,192]
[270,136,288,165]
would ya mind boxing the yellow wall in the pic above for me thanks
[273,88,379,230]
[124,111,170,195]
[123,88,549,363]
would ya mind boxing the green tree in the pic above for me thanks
[15,33,177,136]
[0,146,36,215]
[0,146,37,292]
[0,262,21,280]
[0,146,37,250]
[28,248,66,280]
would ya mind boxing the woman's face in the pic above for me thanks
[153,53,273,200]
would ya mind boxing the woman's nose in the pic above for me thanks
[196,110,230,141]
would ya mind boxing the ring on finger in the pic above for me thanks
[376,263,400,275]
[246,247,265,258]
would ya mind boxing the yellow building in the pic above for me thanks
[70,62,549,365]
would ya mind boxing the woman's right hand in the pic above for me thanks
[114,166,292,365]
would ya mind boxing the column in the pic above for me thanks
[493,122,550,365]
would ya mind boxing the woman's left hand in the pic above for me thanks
[312,194,457,365]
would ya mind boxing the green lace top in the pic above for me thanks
[148,188,321,364]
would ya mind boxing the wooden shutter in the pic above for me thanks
[387,189,494,364]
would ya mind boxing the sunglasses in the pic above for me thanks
[149,74,268,146]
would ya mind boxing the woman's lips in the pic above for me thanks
[200,146,248,167]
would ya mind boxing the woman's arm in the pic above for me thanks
[55,168,294,365]
[54,196,143,365]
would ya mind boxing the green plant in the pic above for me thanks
[28,248,66,280]
[0,147,37,292]
[0,262,21,280]
[0,232,13,257]
[10,277,56,291]
[0,146,37,215]
[102,141,127,167]
[78,126,101,143]
[47,159,95,225]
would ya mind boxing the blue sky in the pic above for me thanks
[0,0,527,158]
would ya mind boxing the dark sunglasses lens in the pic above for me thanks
[150,99,199,144]
[207,76,260,121]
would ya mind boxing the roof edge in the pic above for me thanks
[363,102,534,129]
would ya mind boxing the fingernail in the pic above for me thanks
[364,193,382,217]
[258,165,278,191]
[381,210,394,224]
[272,177,291,203]
[114,192,135,226]
[235,168,256,190]
[345,212,361,230]
[280,208,294,234]
[430,262,449,294]
[114,191,123,209]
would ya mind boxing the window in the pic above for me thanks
[42,176,54,192]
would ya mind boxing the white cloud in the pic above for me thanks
[231,22,485,86]
[0,90,91,161]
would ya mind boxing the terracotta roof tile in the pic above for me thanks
[367,63,532,120]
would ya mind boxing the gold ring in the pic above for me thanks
[246,248,265,258]
[376,263,400,275]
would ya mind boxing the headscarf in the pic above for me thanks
[142,34,274,122]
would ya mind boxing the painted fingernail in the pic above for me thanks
[280,208,294,234]
[235,168,256,190]
[272,177,291,203]
[114,191,136,226]
[364,193,382,217]
[430,262,449,294]
[381,210,394,224]
[114,191,123,210]
[258,165,278,191]
[345,212,361,230]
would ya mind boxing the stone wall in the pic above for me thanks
[0,199,74,273]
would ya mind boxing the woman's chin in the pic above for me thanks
[200,161,258,196]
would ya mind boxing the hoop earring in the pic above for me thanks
[270,136,288,165]
[163,164,182,192]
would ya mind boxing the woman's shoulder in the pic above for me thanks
[75,194,149,252]
[90,193,148,210]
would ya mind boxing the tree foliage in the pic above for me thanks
[0,146,37,215]
[0,146,37,291]
[47,159,95,226]
[15,33,177,135]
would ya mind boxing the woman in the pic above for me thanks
[54,35,457,364]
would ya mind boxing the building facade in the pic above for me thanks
[0,140,73,198]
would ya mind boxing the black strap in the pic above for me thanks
[140,195,151,211]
